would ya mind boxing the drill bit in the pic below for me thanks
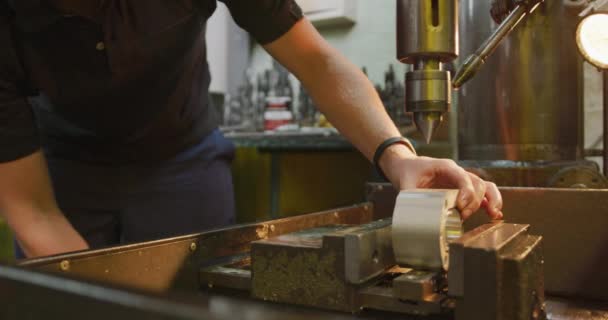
[414,112,443,144]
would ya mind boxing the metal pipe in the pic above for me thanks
[453,3,533,88]
[603,70,608,177]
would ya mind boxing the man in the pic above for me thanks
[0,0,503,258]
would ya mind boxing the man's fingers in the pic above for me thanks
[483,181,504,219]
[435,160,476,219]
[460,173,485,219]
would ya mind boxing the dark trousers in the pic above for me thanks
[16,130,235,258]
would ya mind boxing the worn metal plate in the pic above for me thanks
[20,204,373,293]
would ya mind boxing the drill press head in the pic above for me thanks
[397,0,458,144]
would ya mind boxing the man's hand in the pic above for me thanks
[379,144,503,220]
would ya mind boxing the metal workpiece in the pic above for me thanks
[453,0,544,88]
[396,0,459,64]
[457,0,584,161]
[392,190,463,271]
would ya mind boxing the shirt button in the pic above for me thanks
[96,41,105,51]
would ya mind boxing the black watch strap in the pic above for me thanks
[373,137,416,181]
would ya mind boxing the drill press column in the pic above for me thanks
[397,0,458,144]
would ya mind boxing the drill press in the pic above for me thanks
[397,0,458,144]
[398,0,544,144]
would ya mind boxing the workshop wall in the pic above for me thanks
[248,0,406,86]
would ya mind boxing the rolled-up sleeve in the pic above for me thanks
[219,0,303,45]
[0,18,40,163]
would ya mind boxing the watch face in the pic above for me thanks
[577,13,608,70]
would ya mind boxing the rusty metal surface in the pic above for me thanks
[250,226,352,312]
[248,219,447,316]
[248,219,397,312]
[20,204,373,293]
[366,183,608,302]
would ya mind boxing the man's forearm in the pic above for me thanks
[264,19,414,162]
[0,151,88,258]
[298,51,408,160]
[7,206,88,258]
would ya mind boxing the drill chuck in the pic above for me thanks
[405,67,451,144]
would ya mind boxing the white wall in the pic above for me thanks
[248,0,407,86]
[206,2,250,95]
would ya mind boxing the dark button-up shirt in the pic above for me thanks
[0,0,302,164]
